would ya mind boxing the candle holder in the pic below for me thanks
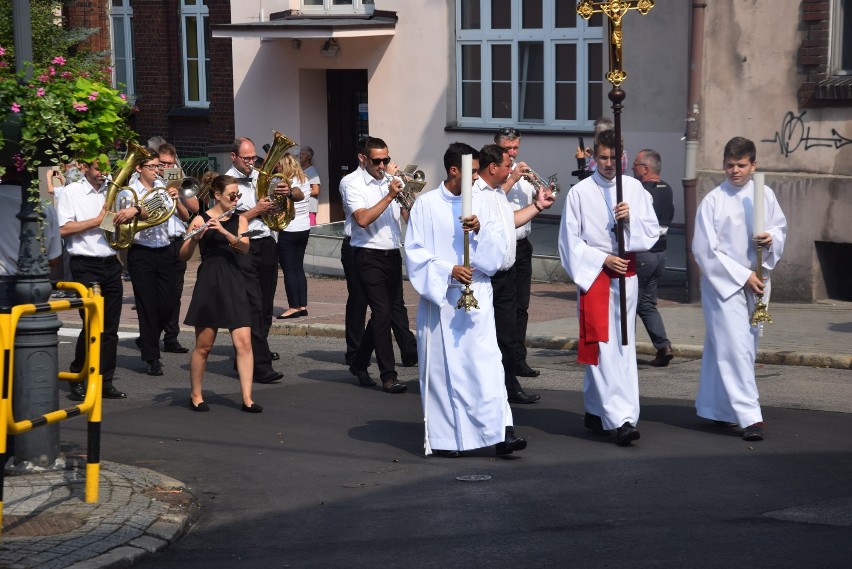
[750,244,773,331]
[456,232,479,312]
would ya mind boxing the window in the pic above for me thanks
[456,0,603,130]
[830,0,852,75]
[301,0,374,14]
[109,0,134,96]
[181,0,210,107]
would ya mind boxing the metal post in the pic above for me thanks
[8,0,63,471]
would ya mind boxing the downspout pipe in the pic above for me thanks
[683,0,706,304]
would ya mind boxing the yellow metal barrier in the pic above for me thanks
[0,282,105,536]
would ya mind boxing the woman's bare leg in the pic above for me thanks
[190,327,217,405]
[230,326,255,407]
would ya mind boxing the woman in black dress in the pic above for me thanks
[180,174,262,413]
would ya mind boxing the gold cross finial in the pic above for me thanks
[577,0,655,87]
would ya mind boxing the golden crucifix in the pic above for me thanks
[577,0,655,87]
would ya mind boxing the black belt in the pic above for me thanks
[70,255,118,263]
[516,236,530,243]
[130,243,169,251]
[168,236,184,242]
[355,247,400,257]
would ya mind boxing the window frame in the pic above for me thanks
[829,0,851,76]
[108,0,135,97]
[180,0,211,108]
[300,0,374,14]
[454,0,603,131]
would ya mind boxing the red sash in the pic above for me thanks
[577,254,636,365]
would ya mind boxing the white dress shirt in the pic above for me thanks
[225,166,272,239]
[507,162,535,240]
[128,178,172,248]
[474,177,516,271]
[344,167,402,250]
[0,186,62,276]
[56,177,116,258]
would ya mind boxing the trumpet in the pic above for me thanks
[522,166,560,197]
[184,206,238,239]
[384,164,427,211]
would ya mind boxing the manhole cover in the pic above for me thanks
[456,474,492,482]
[2,514,84,537]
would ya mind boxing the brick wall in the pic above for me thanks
[797,0,852,106]
[65,1,235,159]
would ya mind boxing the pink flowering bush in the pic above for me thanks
[0,46,136,191]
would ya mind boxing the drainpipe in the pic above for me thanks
[682,0,706,304]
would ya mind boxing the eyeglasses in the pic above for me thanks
[498,127,521,137]
[239,155,258,162]
[142,164,161,170]
[159,161,176,167]
[369,157,392,165]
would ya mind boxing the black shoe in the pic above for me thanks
[146,359,164,376]
[649,346,674,367]
[401,358,418,367]
[616,422,640,446]
[432,449,462,458]
[164,342,189,354]
[298,309,309,317]
[516,362,540,377]
[270,352,280,361]
[69,382,85,402]
[714,420,738,428]
[382,380,407,394]
[743,422,764,441]
[508,390,540,404]
[584,412,612,436]
[255,371,284,384]
[188,399,210,412]
[276,311,301,319]
[103,385,127,399]
[496,433,528,456]
[349,367,376,387]
[242,403,263,413]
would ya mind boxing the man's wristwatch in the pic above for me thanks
[134,205,142,217]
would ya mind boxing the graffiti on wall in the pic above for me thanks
[762,110,852,157]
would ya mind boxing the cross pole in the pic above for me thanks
[577,0,654,345]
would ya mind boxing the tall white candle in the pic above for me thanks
[752,172,764,236]
[461,154,472,219]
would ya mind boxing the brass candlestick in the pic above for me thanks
[750,244,773,330]
[456,232,479,311]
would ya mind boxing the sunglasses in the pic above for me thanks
[498,127,521,137]
[370,157,392,165]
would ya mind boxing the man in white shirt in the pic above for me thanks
[225,136,283,384]
[344,137,414,394]
[57,158,145,400]
[558,130,660,445]
[476,144,554,406]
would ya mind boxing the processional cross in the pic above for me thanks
[576,0,655,344]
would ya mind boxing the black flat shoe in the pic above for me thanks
[496,433,528,456]
[431,449,462,458]
[508,390,540,404]
[255,371,283,384]
[242,403,263,413]
[350,367,377,387]
[164,342,190,354]
[382,380,407,394]
[189,400,210,412]
[616,422,640,446]
[276,311,301,319]
[69,383,85,402]
[298,309,309,317]
[146,359,164,376]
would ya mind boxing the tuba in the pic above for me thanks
[256,130,298,231]
[100,142,182,249]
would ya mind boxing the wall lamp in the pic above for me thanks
[320,38,340,58]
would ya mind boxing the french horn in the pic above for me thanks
[100,142,173,249]
[256,130,298,231]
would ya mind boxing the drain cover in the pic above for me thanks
[2,514,84,537]
[456,474,492,482]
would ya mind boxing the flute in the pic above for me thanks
[184,206,237,239]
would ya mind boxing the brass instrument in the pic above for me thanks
[101,142,179,250]
[384,164,427,211]
[522,166,560,197]
[255,130,298,230]
[160,167,202,199]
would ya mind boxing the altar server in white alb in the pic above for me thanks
[558,129,660,446]
[693,136,787,442]
[404,142,527,458]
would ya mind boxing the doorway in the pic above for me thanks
[327,69,368,222]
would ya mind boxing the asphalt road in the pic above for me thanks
[57,330,852,569]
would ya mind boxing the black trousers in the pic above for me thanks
[350,247,416,381]
[238,238,276,375]
[69,255,123,386]
[163,239,187,345]
[513,237,533,366]
[277,229,310,309]
[342,238,417,366]
[128,244,176,361]
[249,236,278,337]
[491,265,522,393]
